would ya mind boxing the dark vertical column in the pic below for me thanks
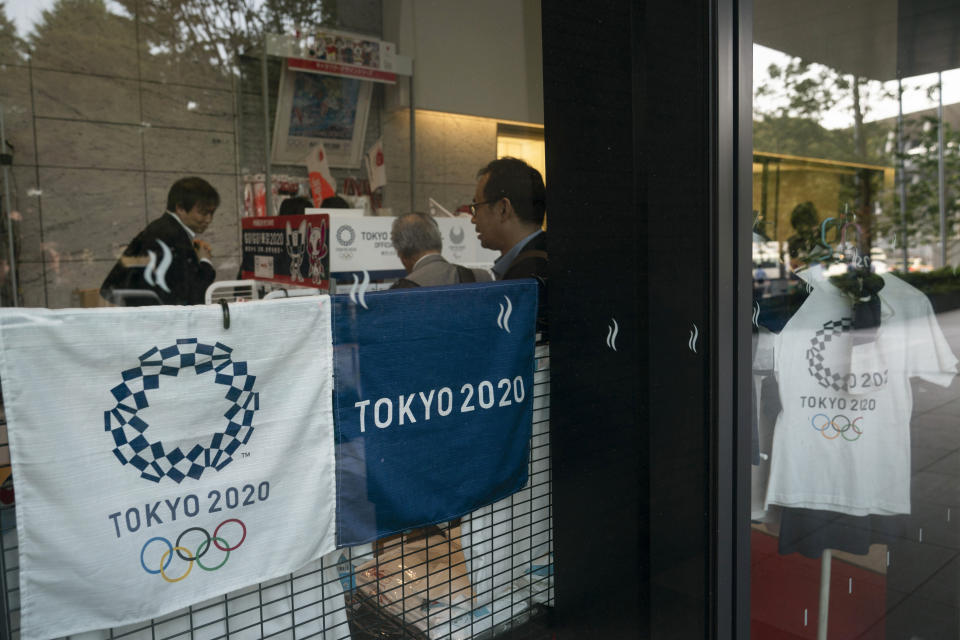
[542,0,732,638]
[542,2,646,637]
[641,2,712,638]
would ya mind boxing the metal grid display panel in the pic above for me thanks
[0,345,551,640]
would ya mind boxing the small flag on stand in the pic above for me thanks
[305,144,337,206]
[364,137,387,191]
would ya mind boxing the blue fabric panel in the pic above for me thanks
[332,280,537,546]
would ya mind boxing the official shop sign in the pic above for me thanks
[240,213,330,289]
[435,218,500,266]
[327,213,404,275]
[324,214,499,277]
[333,280,538,545]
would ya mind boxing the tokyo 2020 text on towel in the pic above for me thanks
[0,297,336,640]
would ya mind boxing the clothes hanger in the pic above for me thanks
[803,217,838,265]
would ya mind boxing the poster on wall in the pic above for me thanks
[271,67,373,167]
[240,214,330,289]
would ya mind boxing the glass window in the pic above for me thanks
[0,2,552,639]
[751,2,960,637]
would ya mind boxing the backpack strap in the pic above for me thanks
[455,265,477,283]
[392,277,420,288]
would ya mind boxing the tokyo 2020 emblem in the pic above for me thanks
[104,339,259,483]
[337,225,356,247]
[806,317,854,391]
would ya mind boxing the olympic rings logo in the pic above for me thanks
[810,413,864,442]
[140,519,246,583]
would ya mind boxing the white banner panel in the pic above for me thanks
[435,218,500,268]
[325,213,498,276]
[0,297,337,640]
[327,214,403,275]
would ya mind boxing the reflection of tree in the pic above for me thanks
[116,0,335,75]
[755,59,895,164]
[0,1,25,61]
[884,111,960,251]
[25,0,335,79]
[755,58,897,249]
[756,56,960,262]
[28,0,136,64]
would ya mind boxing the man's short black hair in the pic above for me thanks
[279,196,314,216]
[477,157,546,226]
[166,177,220,213]
[321,195,351,208]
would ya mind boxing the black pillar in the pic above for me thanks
[542,1,749,637]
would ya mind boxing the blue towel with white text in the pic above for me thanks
[332,280,537,545]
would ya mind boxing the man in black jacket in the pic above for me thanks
[101,177,219,305]
[470,157,547,281]
[470,158,548,335]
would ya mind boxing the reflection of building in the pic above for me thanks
[753,152,894,268]
[0,0,546,308]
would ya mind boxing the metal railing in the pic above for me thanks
[0,344,551,640]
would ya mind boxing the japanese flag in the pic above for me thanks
[305,144,337,206]
[364,137,387,191]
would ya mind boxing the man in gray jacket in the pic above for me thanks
[390,212,492,288]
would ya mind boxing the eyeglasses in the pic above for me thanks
[468,199,501,217]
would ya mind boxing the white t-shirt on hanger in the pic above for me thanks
[765,265,957,516]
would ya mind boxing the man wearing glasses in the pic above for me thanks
[470,157,547,281]
[471,157,547,335]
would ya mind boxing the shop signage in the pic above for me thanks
[325,212,497,280]
[288,57,397,84]
[326,213,403,277]
[267,31,399,84]
[0,298,337,640]
[240,214,330,289]
[436,217,500,266]
[332,280,538,545]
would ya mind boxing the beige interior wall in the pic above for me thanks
[383,0,543,124]
[381,109,498,216]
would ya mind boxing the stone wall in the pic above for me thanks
[0,2,385,308]
[1,5,244,308]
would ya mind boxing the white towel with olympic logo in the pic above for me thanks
[0,297,338,640]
